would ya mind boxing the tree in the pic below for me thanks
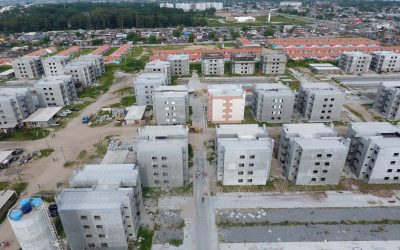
[127,32,141,43]
[264,27,274,37]
[91,38,104,46]
[208,31,216,41]
[241,26,249,33]
[172,28,182,38]
[188,33,195,43]
[147,34,160,44]
[231,31,240,39]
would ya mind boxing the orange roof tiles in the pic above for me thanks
[56,46,80,56]
[0,58,13,64]
[26,46,58,57]
[238,37,252,46]
[89,45,111,56]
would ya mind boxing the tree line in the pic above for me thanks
[0,2,212,33]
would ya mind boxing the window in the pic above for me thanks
[327,154,332,158]
[83,225,90,229]
[101,243,108,247]
[317,154,322,158]
[86,234,93,238]
[394,153,399,157]
[88,243,95,247]
[390,161,396,165]
[321,178,326,181]
[250,155,255,159]
[96,225,103,229]
[162,164,167,168]
[315,162,320,166]
[384,177,389,180]
[94,216,101,220]
[239,155,245,159]
[248,171,253,175]
[152,157,157,160]
[313,170,318,174]
[249,163,254,167]
[311,178,316,181]
[80,216,88,220]
[397,169,400,172]
[394,177,399,180]
[247,179,253,183]
[153,164,158,168]
[238,179,243,183]
[99,234,105,238]
[238,171,244,175]
[239,163,244,167]
[154,172,159,176]
[163,172,168,176]
[323,170,328,173]
[164,180,169,183]
[162,156,167,160]
[324,162,330,166]
[387,169,393,173]
[155,180,160,184]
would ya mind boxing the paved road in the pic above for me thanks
[288,68,313,83]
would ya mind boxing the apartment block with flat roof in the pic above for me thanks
[133,125,188,187]
[43,56,69,77]
[56,164,142,250]
[201,53,225,76]
[76,55,105,78]
[295,82,345,122]
[231,53,256,75]
[64,61,96,89]
[261,51,287,75]
[207,84,245,123]
[134,72,168,105]
[11,56,44,79]
[168,54,190,76]
[216,124,274,185]
[34,75,77,107]
[373,82,400,120]
[279,123,349,185]
[145,61,171,84]
[346,122,400,183]
[254,83,295,123]
[370,51,400,73]
[153,85,188,125]
[339,52,372,74]
[0,88,38,128]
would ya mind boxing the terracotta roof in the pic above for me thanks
[56,46,80,56]
[89,45,111,55]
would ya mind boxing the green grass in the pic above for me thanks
[287,59,339,68]
[71,48,95,59]
[103,47,118,56]
[0,65,12,73]
[190,63,202,76]
[188,143,194,160]
[109,96,136,108]
[136,226,154,250]
[169,238,183,247]
[344,104,367,122]
[0,128,49,141]
[142,182,193,199]
[0,181,10,190]
[34,190,56,202]
[113,87,133,95]
[54,217,66,238]
[78,64,116,99]
[11,182,28,195]
[242,106,257,124]
[268,15,308,25]
[38,148,54,158]
[63,161,77,168]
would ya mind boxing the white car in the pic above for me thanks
[50,123,61,126]
[63,110,72,114]
[59,112,68,117]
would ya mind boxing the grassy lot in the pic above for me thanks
[131,226,154,250]
[0,181,28,195]
[54,217,66,238]
[0,128,49,141]
[242,106,257,124]
[113,87,133,95]
[287,59,339,68]
[142,182,193,199]
[109,96,136,108]
[103,47,118,56]
[0,65,12,73]
[269,15,309,25]
[78,64,117,99]
[71,48,95,59]
[37,148,54,158]
[344,104,367,122]
[190,63,202,76]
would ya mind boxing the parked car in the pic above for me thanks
[63,110,72,114]
[59,112,68,117]
[48,204,58,217]
[50,123,61,126]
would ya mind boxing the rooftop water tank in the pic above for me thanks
[9,210,23,221]
[31,198,43,207]
[20,199,32,213]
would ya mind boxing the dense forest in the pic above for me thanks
[0,2,213,33]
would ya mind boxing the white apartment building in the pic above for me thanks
[152,85,189,125]
[133,125,189,187]
[168,54,190,76]
[339,52,372,74]
[373,82,400,120]
[346,122,400,184]
[76,55,105,78]
[42,56,69,77]
[11,56,44,79]
[231,53,256,75]
[216,124,274,185]
[261,51,287,75]
[201,53,225,76]
[278,123,350,185]
[295,82,345,122]
[34,75,77,107]
[0,88,38,128]
[207,84,245,123]
[145,61,171,84]
[64,61,96,89]
[254,83,295,123]
[370,51,400,73]
[134,72,168,105]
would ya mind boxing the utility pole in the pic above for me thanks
[60,146,67,162]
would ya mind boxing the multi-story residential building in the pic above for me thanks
[339,52,372,74]
[144,61,171,84]
[201,53,224,76]
[278,123,349,185]
[373,82,400,120]
[134,72,168,105]
[34,75,77,107]
[56,164,142,250]
[152,85,188,125]
[370,51,400,73]
[42,56,69,77]
[11,56,44,79]
[254,83,295,123]
[207,84,245,124]
[216,124,274,185]
[133,125,188,187]
[261,51,287,75]
[295,82,345,122]
[76,55,105,78]
[64,61,96,89]
[346,122,400,184]
[168,54,190,76]
[0,88,38,128]
[231,53,256,75]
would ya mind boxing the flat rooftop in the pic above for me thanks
[218,138,273,150]
[350,122,400,136]
[70,164,139,188]
[137,125,187,139]
[0,151,13,164]
[101,150,133,164]
[57,188,132,211]
[283,123,336,138]
[36,75,72,85]
[23,107,62,123]
[155,85,188,92]
[0,87,31,96]
[136,72,167,84]
[0,190,16,208]
[217,124,268,139]
[168,54,189,60]
[293,137,348,150]
[371,137,400,148]
[255,83,290,91]
[208,84,245,96]
[125,105,146,121]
